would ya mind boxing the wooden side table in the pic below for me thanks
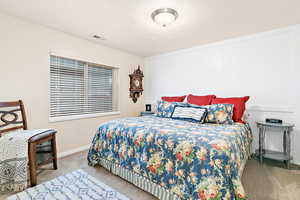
[140,111,154,116]
[256,121,294,169]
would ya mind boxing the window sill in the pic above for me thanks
[49,111,121,123]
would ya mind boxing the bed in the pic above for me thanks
[88,115,252,200]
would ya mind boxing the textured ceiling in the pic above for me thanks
[0,0,300,57]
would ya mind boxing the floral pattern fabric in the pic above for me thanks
[189,103,234,124]
[204,104,234,124]
[88,116,252,200]
[156,100,188,118]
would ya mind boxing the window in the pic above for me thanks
[50,55,119,122]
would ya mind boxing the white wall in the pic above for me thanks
[0,13,144,155]
[145,24,300,165]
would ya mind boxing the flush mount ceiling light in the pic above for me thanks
[151,8,178,27]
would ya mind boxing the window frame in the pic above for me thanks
[48,54,120,123]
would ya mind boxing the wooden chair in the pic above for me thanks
[0,100,57,186]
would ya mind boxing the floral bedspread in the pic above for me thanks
[88,116,252,200]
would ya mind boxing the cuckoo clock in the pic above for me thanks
[129,66,144,103]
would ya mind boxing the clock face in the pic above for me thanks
[134,79,140,87]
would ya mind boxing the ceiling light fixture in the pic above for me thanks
[151,8,178,27]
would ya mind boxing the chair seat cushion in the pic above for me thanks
[28,129,56,143]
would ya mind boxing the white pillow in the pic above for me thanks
[242,110,250,122]
[171,106,207,123]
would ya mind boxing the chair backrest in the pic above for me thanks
[0,100,27,136]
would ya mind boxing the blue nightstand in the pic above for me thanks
[140,111,154,116]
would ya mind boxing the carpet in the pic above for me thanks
[7,169,130,200]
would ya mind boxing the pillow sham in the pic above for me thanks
[187,94,216,106]
[188,103,234,124]
[171,106,207,123]
[156,100,188,118]
[204,104,234,124]
[211,96,250,123]
[161,95,186,102]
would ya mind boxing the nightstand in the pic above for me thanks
[256,121,294,169]
[140,111,154,116]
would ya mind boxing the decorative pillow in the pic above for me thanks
[187,103,234,124]
[187,94,216,106]
[205,104,234,124]
[211,96,250,123]
[161,95,186,102]
[171,106,207,123]
[156,101,188,118]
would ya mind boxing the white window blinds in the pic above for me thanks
[50,55,118,120]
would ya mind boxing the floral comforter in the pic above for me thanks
[88,116,252,200]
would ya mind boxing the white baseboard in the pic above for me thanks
[58,145,90,158]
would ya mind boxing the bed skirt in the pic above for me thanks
[91,158,181,200]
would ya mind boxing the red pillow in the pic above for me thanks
[211,96,250,123]
[187,94,216,106]
[161,95,186,102]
